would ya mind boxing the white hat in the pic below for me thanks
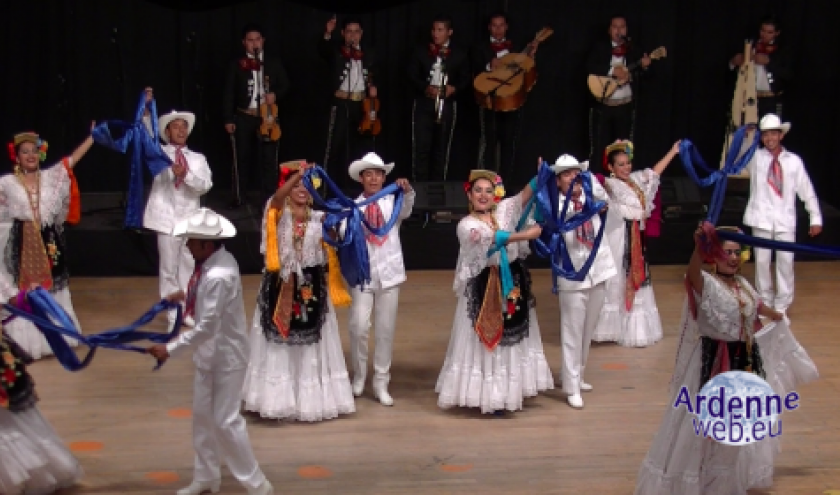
[158,110,196,143]
[348,152,395,182]
[550,154,589,175]
[758,114,791,134]
[171,208,236,240]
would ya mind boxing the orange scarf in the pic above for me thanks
[621,178,647,311]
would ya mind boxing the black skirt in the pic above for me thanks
[257,265,329,346]
[465,259,535,348]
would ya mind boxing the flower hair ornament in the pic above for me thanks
[603,139,634,168]
[698,223,751,264]
[464,169,505,204]
[277,160,321,189]
[7,132,48,165]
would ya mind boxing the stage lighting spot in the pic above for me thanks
[168,408,192,418]
[440,464,473,473]
[602,363,628,370]
[298,466,333,479]
[70,441,103,452]
[146,471,180,484]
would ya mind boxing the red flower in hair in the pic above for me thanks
[463,181,472,194]
[7,143,16,164]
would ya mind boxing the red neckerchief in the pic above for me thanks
[612,42,627,57]
[238,57,261,72]
[429,43,450,59]
[341,46,364,60]
[490,39,511,52]
[755,41,777,55]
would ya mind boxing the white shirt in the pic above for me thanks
[339,188,416,290]
[743,147,822,232]
[727,43,773,91]
[167,246,250,371]
[556,180,618,291]
[608,41,633,101]
[247,52,265,109]
[485,37,510,71]
[339,46,366,93]
[430,41,450,86]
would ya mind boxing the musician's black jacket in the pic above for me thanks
[586,39,650,95]
[407,44,470,100]
[470,39,525,78]
[223,54,290,125]
[317,36,378,92]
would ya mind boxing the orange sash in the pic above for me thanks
[474,266,504,351]
[62,158,81,225]
[272,276,295,339]
[19,221,53,291]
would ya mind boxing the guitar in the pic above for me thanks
[587,46,667,99]
[259,75,281,142]
[358,74,381,136]
[473,27,554,112]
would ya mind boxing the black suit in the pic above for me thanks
[732,39,792,119]
[318,36,377,188]
[223,54,290,204]
[407,43,469,181]
[586,40,648,172]
[471,40,525,175]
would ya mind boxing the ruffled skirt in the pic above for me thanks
[435,296,554,414]
[593,280,663,348]
[3,288,81,360]
[242,301,355,422]
[0,406,82,495]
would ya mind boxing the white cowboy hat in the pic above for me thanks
[758,114,791,134]
[348,152,395,182]
[158,110,196,143]
[550,154,589,175]
[171,208,237,240]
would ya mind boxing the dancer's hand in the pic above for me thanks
[166,290,186,303]
[809,225,822,237]
[523,224,542,240]
[147,344,170,363]
[395,178,412,192]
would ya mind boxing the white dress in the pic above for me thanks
[634,272,818,495]
[594,169,663,347]
[435,194,554,413]
[0,163,81,359]
[242,207,355,422]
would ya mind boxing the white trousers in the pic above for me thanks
[158,233,193,321]
[192,367,266,489]
[558,283,606,396]
[348,285,400,388]
[752,227,796,312]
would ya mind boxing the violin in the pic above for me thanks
[358,74,381,136]
[259,75,281,142]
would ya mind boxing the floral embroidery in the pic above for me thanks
[505,285,522,319]
[294,274,318,321]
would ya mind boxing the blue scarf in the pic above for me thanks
[301,166,404,287]
[3,288,183,371]
[91,91,172,228]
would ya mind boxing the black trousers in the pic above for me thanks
[758,95,783,120]
[589,101,634,174]
[412,97,456,182]
[324,98,374,190]
[478,107,522,176]
[232,112,279,204]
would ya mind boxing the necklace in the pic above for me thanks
[291,206,310,254]
[471,211,498,231]
[15,168,41,225]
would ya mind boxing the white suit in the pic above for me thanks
[743,147,821,312]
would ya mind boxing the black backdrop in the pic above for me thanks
[1,0,838,202]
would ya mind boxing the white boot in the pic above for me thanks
[580,382,593,392]
[247,479,274,495]
[352,375,365,397]
[177,480,220,495]
[567,394,584,409]
[373,384,394,406]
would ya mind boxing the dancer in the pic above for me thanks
[744,114,822,316]
[0,314,82,494]
[435,169,554,414]
[552,154,617,409]
[593,140,680,347]
[634,224,818,494]
[0,126,94,359]
[147,208,273,495]
[242,161,355,421]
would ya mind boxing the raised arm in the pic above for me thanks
[687,226,706,295]
[269,163,308,210]
[67,121,95,169]
[652,140,682,176]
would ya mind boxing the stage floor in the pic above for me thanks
[28,262,840,494]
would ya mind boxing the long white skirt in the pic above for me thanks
[3,288,81,360]
[0,406,82,495]
[593,279,663,348]
[435,296,554,414]
[242,300,355,422]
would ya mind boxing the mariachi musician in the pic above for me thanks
[319,15,378,190]
[471,11,537,177]
[728,15,791,119]
[223,23,290,207]
[407,14,469,182]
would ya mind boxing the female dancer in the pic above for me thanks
[242,162,356,422]
[435,169,554,414]
[0,127,94,359]
[593,140,680,347]
[1,296,82,493]
[634,224,818,494]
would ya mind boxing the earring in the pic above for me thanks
[610,172,616,178]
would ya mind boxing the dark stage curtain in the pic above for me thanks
[1,0,838,206]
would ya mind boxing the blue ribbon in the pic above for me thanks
[301,166,404,287]
[715,229,840,258]
[92,91,173,228]
[487,231,514,300]
[3,288,182,371]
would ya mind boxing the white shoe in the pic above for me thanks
[580,382,593,392]
[373,386,394,406]
[184,315,196,327]
[177,480,220,495]
[247,480,274,495]
[567,394,584,409]
[352,377,365,397]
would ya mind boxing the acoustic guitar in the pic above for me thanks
[587,46,667,100]
[720,41,757,178]
[473,27,554,112]
[259,75,281,142]
[358,74,381,136]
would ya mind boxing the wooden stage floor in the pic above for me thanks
[29,262,840,494]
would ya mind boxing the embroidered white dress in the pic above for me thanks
[242,206,355,422]
[435,194,554,413]
[594,169,663,347]
[0,163,81,359]
[635,272,818,495]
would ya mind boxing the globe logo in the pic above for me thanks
[673,371,801,446]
